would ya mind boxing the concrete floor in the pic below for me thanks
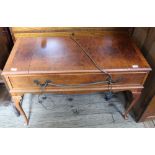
[0,84,147,128]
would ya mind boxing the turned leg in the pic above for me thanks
[12,95,29,125]
[123,91,141,119]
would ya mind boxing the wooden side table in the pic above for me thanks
[2,32,151,125]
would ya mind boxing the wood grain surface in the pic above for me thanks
[11,27,131,39]
[2,34,151,75]
[1,29,151,125]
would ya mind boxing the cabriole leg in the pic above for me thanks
[12,95,29,125]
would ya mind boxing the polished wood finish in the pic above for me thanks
[8,72,147,89]
[2,29,151,125]
[3,35,150,74]
[11,27,131,40]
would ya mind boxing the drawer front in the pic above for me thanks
[9,72,147,89]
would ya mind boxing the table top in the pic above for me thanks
[3,33,151,75]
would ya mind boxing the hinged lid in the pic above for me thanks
[2,32,151,75]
